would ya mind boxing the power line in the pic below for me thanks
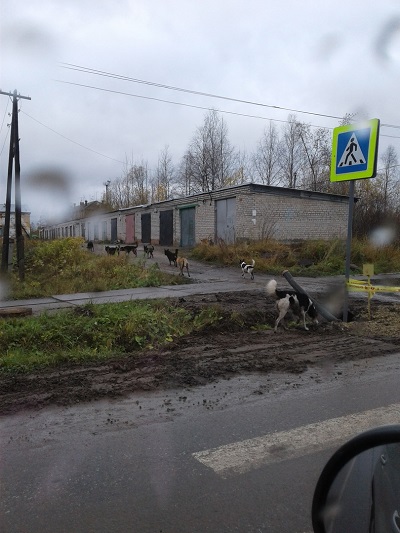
[60,62,344,121]
[55,79,319,125]
[13,91,400,179]
[0,126,10,157]
[0,100,11,157]
[20,110,126,164]
[0,99,10,135]
[54,79,400,140]
[59,62,400,131]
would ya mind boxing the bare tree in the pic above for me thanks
[378,145,399,213]
[228,149,251,185]
[297,125,331,191]
[107,160,150,208]
[279,114,304,188]
[353,145,400,238]
[152,145,175,202]
[176,150,194,196]
[183,110,237,193]
[252,122,282,185]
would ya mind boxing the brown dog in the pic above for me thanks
[177,257,190,277]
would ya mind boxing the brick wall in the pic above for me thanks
[235,193,348,242]
[41,184,350,244]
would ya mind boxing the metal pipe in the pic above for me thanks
[282,270,340,322]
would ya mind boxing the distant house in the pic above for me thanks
[40,183,351,246]
[0,205,31,239]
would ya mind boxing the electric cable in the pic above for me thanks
[59,62,400,131]
[20,110,125,164]
[54,79,400,140]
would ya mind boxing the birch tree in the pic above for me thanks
[252,122,282,185]
[279,115,304,188]
[183,110,236,193]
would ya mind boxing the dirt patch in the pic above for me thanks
[1,291,399,415]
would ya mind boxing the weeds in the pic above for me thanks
[1,236,400,374]
[0,300,225,373]
[192,238,400,276]
[7,238,185,299]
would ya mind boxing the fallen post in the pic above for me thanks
[282,270,340,322]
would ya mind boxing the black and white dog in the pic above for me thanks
[240,259,255,280]
[266,279,318,332]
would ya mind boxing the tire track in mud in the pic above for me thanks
[1,323,399,415]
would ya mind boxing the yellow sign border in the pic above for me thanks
[330,118,380,182]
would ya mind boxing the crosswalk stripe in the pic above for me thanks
[192,403,400,478]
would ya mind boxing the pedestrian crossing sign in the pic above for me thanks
[330,118,380,182]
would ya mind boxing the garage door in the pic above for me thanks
[180,207,195,247]
[159,210,173,246]
[141,213,151,243]
[216,198,236,243]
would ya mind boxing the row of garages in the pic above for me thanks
[40,183,351,246]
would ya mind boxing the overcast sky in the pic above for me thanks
[1,0,400,223]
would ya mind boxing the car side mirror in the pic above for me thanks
[312,425,400,533]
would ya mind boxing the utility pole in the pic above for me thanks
[0,89,31,279]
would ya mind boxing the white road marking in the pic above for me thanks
[193,403,400,478]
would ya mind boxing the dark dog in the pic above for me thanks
[164,248,178,266]
[177,257,190,277]
[240,259,255,280]
[119,243,138,256]
[105,245,117,255]
[266,279,318,332]
[144,244,154,258]
[87,241,94,252]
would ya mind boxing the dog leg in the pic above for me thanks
[301,309,309,331]
[274,311,288,332]
[274,300,290,332]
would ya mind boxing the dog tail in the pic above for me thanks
[251,259,255,267]
[266,279,277,297]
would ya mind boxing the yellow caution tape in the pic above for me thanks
[347,278,400,294]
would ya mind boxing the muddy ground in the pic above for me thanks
[1,289,400,416]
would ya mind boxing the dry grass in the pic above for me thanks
[349,304,400,340]
[191,238,400,276]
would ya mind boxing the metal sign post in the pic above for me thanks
[330,119,380,322]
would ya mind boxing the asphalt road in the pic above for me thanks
[1,350,400,533]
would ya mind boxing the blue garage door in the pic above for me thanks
[180,207,195,247]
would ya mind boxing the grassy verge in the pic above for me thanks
[191,238,400,276]
[0,300,225,374]
[6,238,188,299]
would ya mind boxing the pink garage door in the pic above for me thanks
[125,214,135,243]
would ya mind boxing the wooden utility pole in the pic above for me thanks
[0,89,31,279]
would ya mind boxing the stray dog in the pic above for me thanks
[266,279,318,332]
[119,243,138,256]
[164,248,178,266]
[177,257,190,277]
[240,259,255,280]
[143,244,154,258]
[105,245,117,255]
[87,241,94,252]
